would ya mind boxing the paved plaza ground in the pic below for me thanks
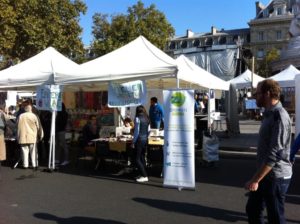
[0,118,299,224]
[0,156,300,224]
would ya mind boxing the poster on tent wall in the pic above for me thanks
[108,80,146,107]
[36,85,63,111]
[163,89,195,189]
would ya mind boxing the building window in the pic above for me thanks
[181,40,187,48]
[219,36,226,45]
[258,31,264,41]
[257,49,265,58]
[276,30,282,40]
[193,39,200,47]
[247,34,251,43]
[205,38,213,46]
[169,42,175,50]
[277,7,282,15]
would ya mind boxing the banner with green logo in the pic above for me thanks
[163,89,195,189]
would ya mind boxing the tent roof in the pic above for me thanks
[268,64,300,87]
[57,36,177,86]
[146,55,229,90]
[0,47,79,90]
[176,55,229,90]
[228,69,264,89]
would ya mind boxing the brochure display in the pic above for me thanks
[163,89,195,189]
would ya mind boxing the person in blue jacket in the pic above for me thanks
[149,97,164,129]
[290,133,300,163]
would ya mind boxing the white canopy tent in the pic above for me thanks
[268,64,300,87]
[227,69,264,89]
[0,47,82,170]
[57,36,178,88]
[0,47,80,90]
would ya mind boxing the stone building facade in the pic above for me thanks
[165,27,250,80]
[249,0,295,64]
[165,0,300,79]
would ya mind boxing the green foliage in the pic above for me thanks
[256,48,280,78]
[91,1,175,57]
[0,0,86,63]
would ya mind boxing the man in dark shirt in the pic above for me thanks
[55,103,69,166]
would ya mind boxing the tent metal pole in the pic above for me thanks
[251,56,255,94]
[48,110,57,169]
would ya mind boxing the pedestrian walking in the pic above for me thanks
[132,105,150,183]
[244,79,292,224]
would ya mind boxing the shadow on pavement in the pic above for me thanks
[133,197,248,222]
[34,213,126,224]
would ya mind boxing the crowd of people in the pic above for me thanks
[0,99,70,170]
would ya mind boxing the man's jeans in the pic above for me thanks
[246,176,291,224]
[151,121,161,129]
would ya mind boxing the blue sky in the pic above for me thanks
[80,0,270,45]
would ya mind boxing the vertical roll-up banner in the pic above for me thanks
[163,89,195,189]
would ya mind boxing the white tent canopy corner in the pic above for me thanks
[227,69,264,89]
[175,55,229,91]
[0,47,80,90]
[268,64,300,88]
[145,55,230,91]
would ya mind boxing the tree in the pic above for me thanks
[91,1,175,57]
[256,48,280,78]
[0,0,86,64]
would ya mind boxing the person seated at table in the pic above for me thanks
[81,115,98,147]
[124,117,134,134]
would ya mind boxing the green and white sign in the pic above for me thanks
[163,89,195,189]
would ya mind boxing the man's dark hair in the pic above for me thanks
[259,79,281,100]
[150,97,158,103]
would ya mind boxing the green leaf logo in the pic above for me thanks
[170,92,185,107]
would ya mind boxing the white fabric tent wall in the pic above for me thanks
[227,69,264,89]
[268,65,300,87]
